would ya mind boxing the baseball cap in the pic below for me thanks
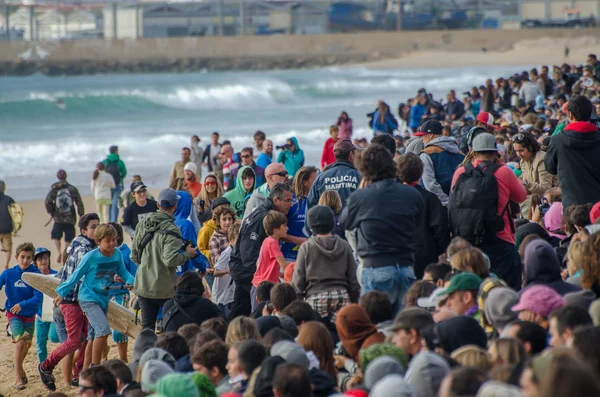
[130,181,147,193]
[471,132,498,152]
[476,112,495,128]
[440,273,482,296]
[413,119,443,137]
[333,139,356,154]
[416,287,448,309]
[157,188,180,207]
[210,196,230,210]
[34,247,51,261]
[389,307,434,333]
[511,285,564,318]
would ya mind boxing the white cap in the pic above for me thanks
[184,162,198,174]
[416,287,447,309]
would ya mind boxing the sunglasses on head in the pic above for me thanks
[270,171,288,178]
[511,133,525,142]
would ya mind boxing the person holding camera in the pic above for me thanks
[131,188,200,331]
[512,131,554,217]
[276,137,304,178]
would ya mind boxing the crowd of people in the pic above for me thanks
[2,54,600,397]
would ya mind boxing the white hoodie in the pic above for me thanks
[91,170,116,201]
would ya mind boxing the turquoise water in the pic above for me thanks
[0,65,523,200]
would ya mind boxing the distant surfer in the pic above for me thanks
[53,99,66,110]
[565,46,570,59]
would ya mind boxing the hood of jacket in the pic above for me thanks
[525,239,562,284]
[405,352,450,397]
[137,211,177,234]
[562,121,600,149]
[235,165,256,197]
[425,136,460,154]
[289,137,301,153]
[106,153,121,163]
[173,287,204,307]
[405,136,425,155]
[435,316,487,354]
[310,235,347,261]
[224,166,256,216]
[174,190,192,220]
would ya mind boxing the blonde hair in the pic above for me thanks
[169,177,187,191]
[292,166,318,198]
[450,247,489,278]
[94,224,117,244]
[330,125,339,135]
[450,345,491,371]
[318,190,342,215]
[567,241,587,276]
[489,338,525,367]
[228,223,241,243]
[225,317,261,345]
[581,234,600,290]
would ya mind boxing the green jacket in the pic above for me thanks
[223,166,256,218]
[131,211,191,299]
[103,153,127,183]
[552,122,566,136]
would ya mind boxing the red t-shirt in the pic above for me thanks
[451,160,527,245]
[252,237,283,287]
[321,137,338,169]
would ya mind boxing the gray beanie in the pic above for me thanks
[476,381,522,397]
[405,351,450,397]
[364,356,405,390]
[370,374,416,397]
[271,340,309,368]
[307,205,335,235]
[141,360,174,393]
[484,287,519,331]
[138,348,176,377]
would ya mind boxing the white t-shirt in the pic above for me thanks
[212,246,235,305]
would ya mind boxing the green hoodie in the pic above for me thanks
[131,211,191,299]
[223,166,256,217]
[103,153,127,182]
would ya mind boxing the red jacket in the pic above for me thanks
[321,137,338,169]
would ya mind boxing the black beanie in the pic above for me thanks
[308,205,335,235]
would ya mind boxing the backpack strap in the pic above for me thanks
[477,161,516,234]
[136,229,183,264]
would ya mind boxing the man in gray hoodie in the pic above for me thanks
[415,120,464,207]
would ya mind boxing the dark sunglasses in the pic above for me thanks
[269,171,288,178]
[241,154,251,159]
[79,385,96,394]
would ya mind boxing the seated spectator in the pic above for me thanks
[153,373,199,397]
[297,321,337,380]
[78,366,120,397]
[364,357,406,391]
[435,316,488,355]
[548,305,592,347]
[403,281,436,308]
[177,323,201,354]
[450,248,490,279]
[225,316,261,345]
[389,308,434,359]
[262,327,295,354]
[270,283,297,316]
[252,281,275,319]
[439,367,488,397]
[450,345,491,371]
[488,338,525,368]
[272,363,312,397]
[162,271,222,332]
[503,321,547,355]
[141,360,174,394]
[334,304,386,362]
[405,351,450,397]
[482,287,519,336]
[522,240,581,295]
[136,348,176,383]
[571,325,600,376]
[102,359,141,396]
[200,317,228,341]
[538,349,600,397]
[255,316,282,337]
[440,273,482,317]
[446,237,472,262]
[155,332,190,372]
[191,330,220,358]
[281,301,317,332]
[359,291,395,335]
[423,263,453,287]
[512,285,565,331]
[191,339,232,395]
[565,241,587,288]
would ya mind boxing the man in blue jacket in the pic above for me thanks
[0,242,42,390]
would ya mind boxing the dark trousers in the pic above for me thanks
[227,279,252,321]
[138,296,169,331]
[479,238,522,291]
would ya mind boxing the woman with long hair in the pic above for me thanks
[371,101,399,135]
[336,111,353,140]
[297,321,337,380]
[195,173,224,225]
[90,162,115,224]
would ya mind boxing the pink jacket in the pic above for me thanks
[337,119,353,140]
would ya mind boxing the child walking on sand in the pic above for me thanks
[55,224,135,367]
[0,242,42,390]
[33,247,59,363]
[251,211,289,312]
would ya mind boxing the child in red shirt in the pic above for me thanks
[321,125,339,170]
[251,211,289,311]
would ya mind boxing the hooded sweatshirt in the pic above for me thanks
[103,152,127,185]
[335,304,386,361]
[174,191,209,274]
[131,211,192,299]
[523,239,581,296]
[0,263,42,318]
[435,316,487,354]
[419,136,464,206]
[44,180,85,225]
[545,121,600,208]
[292,235,360,302]
[277,137,305,177]
[223,165,256,218]
[404,352,450,397]
[162,286,222,332]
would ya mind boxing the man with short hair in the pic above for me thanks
[44,170,85,264]
[307,139,360,210]
[270,283,297,316]
[244,162,289,218]
[120,181,157,239]
[231,147,265,190]
[445,90,465,121]
[281,301,315,332]
[273,363,312,397]
[423,263,452,287]
[218,144,238,191]
[78,366,119,397]
[256,139,274,169]
[253,130,267,159]
[131,188,199,331]
[439,273,482,317]
[0,180,16,269]
[503,320,547,355]
[546,95,600,208]
[450,133,527,290]
[228,184,294,320]
[549,305,593,347]
[192,339,232,395]
[360,291,395,334]
[202,132,221,174]
[390,308,435,359]
[587,53,600,82]
[103,359,141,395]
[169,147,192,187]
[184,162,202,199]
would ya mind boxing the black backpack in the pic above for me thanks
[449,162,510,246]
[105,160,121,185]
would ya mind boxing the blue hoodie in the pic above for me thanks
[409,103,427,129]
[0,264,42,318]
[174,191,209,274]
[56,248,135,310]
[277,137,304,177]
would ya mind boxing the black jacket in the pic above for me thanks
[202,143,221,172]
[229,198,273,282]
[162,288,222,332]
[307,161,360,210]
[341,179,424,268]
[413,185,450,278]
[0,192,15,234]
[122,382,142,397]
[545,121,600,208]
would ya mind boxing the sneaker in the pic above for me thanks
[71,377,79,387]
[38,363,56,391]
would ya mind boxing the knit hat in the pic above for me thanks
[359,343,408,372]
[364,356,405,390]
[189,373,217,397]
[370,375,416,397]
[307,205,336,235]
[141,360,174,393]
[511,285,565,318]
[211,197,230,210]
[139,348,177,375]
[591,202,600,223]
[564,290,596,310]
[155,373,199,397]
[483,287,519,331]
[184,162,198,175]
[404,352,449,397]
[270,341,309,368]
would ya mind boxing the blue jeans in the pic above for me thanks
[361,265,416,315]
[110,184,123,222]
[35,318,59,362]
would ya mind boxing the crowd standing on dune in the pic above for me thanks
[3,55,600,397]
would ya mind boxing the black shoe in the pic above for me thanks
[71,377,79,387]
[38,363,56,392]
